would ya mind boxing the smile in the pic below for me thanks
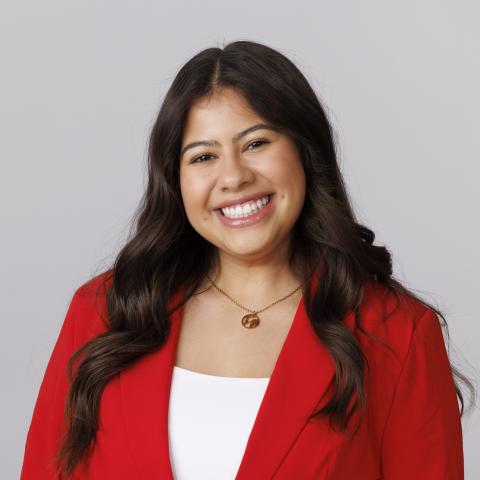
[214,194,275,228]
[220,195,271,219]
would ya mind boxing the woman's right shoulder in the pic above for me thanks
[65,269,114,348]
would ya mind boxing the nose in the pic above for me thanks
[216,152,255,191]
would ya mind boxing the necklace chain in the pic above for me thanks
[204,273,309,329]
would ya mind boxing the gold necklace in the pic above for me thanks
[206,274,307,329]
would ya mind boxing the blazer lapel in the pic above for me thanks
[120,270,351,479]
[119,290,184,480]
[235,292,344,479]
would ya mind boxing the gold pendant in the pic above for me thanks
[241,313,260,329]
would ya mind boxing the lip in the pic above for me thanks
[213,191,274,210]
[214,193,275,228]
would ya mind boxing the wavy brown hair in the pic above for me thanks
[55,40,475,477]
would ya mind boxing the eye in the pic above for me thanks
[246,138,269,150]
[191,153,214,164]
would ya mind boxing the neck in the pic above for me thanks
[202,248,306,310]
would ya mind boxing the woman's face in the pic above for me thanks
[179,88,306,263]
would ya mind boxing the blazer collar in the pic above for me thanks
[119,270,354,479]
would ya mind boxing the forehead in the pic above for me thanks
[182,89,262,138]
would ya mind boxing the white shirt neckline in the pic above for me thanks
[173,365,271,381]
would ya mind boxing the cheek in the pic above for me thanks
[264,153,305,197]
[277,160,306,219]
[180,172,212,218]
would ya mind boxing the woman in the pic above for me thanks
[21,40,472,479]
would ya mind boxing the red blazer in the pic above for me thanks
[21,272,463,479]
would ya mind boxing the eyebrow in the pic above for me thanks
[180,122,280,159]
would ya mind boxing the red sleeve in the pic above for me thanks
[380,308,464,479]
[21,290,86,480]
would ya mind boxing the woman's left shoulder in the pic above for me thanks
[354,280,443,365]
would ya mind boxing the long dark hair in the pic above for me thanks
[55,40,475,476]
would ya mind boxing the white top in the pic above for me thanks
[168,365,270,480]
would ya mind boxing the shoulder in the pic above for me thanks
[354,280,443,366]
[65,270,113,348]
[75,269,113,299]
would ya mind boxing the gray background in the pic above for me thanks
[1,1,478,478]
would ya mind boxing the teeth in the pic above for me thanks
[221,195,270,219]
